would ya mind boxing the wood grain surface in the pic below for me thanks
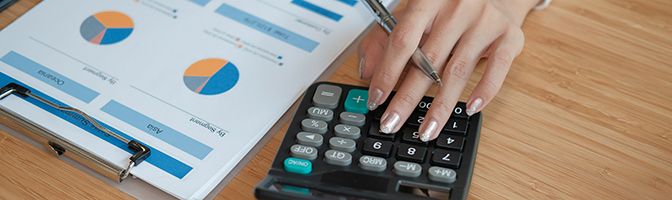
[1,0,671,199]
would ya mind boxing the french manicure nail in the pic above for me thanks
[466,98,483,116]
[380,112,400,134]
[420,120,437,142]
[368,88,383,110]
[359,56,366,79]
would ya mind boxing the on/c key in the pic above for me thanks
[284,157,312,175]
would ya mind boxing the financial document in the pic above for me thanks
[0,0,390,199]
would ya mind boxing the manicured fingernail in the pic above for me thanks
[420,120,437,142]
[380,112,400,134]
[466,98,483,116]
[359,56,366,79]
[368,88,383,110]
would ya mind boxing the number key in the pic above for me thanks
[401,127,428,146]
[452,102,468,118]
[368,122,395,141]
[431,149,462,168]
[396,143,427,163]
[443,117,468,134]
[436,134,464,150]
[362,138,394,158]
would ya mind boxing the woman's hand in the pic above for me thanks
[359,0,539,141]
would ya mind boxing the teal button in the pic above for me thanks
[344,89,368,114]
[284,157,312,175]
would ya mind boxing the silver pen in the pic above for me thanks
[362,0,442,85]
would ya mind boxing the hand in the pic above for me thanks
[359,0,539,141]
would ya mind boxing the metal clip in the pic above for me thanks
[0,83,150,182]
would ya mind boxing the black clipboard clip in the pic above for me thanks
[0,83,150,182]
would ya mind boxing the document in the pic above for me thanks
[0,0,390,199]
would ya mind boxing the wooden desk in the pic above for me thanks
[1,0,671,199]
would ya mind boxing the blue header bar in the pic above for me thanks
[0,72,193,178]
[1,51,99,103]
[101,100,213,160]
[215,4,319,52]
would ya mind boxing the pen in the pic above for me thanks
[362,0,443,85]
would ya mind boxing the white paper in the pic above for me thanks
[0,0,389,199]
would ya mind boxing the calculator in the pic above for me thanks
[255,82,481,200]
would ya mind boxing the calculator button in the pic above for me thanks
[329,137,357,153]
[436,134,464,150]
[324,150,352,166]
[339,112,366,127]
[368,122,395,141]
[359,155,387,172]
[307,107,334,121]
[290,144,318,160]
[431,149,462,168]
[443,118,468,134]
[373,106,385,120]
[313,84,342,109]
[362,138,394,158]
[428,166,457,183]
[396,143,427,163]
[452,102,468,118]
[301,119,328,134]
[284,157,312,175]
[394,161,422,178]
[407,112,425,127]
[415,97,433,113]
[334,124,361,139]
[401,127,428,146]
[296,132,323,147]
[344,89,369,114]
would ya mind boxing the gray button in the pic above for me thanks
[324,149,352,166]
[307,107,334,121]
[328,137,356,153]
[428,166,457,183]
[301,119,328,134]
[340,112,366,126]
[290,144,318,160]
[359,155,387,172]
[296,132,323,147]
[313,84,342,109]
[394,161,422,177]
[334,124,361,139]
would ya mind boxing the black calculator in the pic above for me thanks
[255,82,481,200]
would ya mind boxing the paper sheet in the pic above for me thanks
[0,0,390,199]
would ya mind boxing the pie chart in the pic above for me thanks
[183,58,240,95]
[80,11,134,45]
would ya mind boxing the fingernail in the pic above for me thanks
[466,97,483,116]
[359,56,366,79]
[420,120,437,142]
[368,88,383,110]
[380,112,400,134]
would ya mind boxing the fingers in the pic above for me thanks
[358,26,388,80]
[379,67,433,133]
[466,29,524,116]
[367,0,445,112]
[378,1,476,134]
[419,6,507,141]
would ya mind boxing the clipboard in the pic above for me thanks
[0,82,150,182]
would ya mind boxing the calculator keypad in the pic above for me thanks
[285,83,477,190]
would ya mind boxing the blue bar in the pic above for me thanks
[101,100,213,160]
[292,0,343,21]
[337,0,358,6]
[0,51,99,103]
[215,4,319,52]
[0,72,193,178]
[190,0,211,6]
